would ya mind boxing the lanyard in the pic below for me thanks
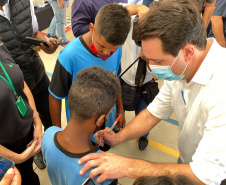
[0,61,18,99]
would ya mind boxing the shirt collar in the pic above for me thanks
[191,38,219,86]
[0,10,4,16]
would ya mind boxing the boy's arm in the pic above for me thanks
[203,2,215,29]
[115,92,126,130]
[211,15,226,47]
[49,59,73,128]
[49,94,62,128]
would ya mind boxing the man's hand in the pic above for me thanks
[125,4,149,19]
[94,127,121,147]
[137,5,149,19]
[57,0,65,8]
[0,167,21,185]
[40,37,62,54]
[78,153,129,184]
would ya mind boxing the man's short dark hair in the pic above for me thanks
[133,0,207,56]
[95,3,131,46]
[68,66,120,122]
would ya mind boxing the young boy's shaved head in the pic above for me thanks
[95,3,131,46]
[68,66,120,122]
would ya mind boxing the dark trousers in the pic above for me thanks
[33,75,52,130]
[3,126,40,185]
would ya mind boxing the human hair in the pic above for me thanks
[133,175,199,185]
[95,3,131,46]
[68,66,120,122]
[189,0,204,13]
[132,0,207,57]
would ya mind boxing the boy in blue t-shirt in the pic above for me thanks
[49,3,131,131]
[41,66,120,185]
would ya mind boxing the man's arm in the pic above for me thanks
[79,153,204,184]
[49,94,62,128]
[95,109,161,146]
[203,3,215,29]
[117,109,160,143]
[211,15,226,47]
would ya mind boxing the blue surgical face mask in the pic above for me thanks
[149,50,189,81]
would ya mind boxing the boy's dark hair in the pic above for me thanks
[95,3,131,46]
[133,0,207,57]
[68,66,120,122]
[133,175,199,185]
[189,0,204,13]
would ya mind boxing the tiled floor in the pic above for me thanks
[34,2,179,185]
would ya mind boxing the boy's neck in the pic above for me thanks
[82,31,92,49]
[57,119,95,154]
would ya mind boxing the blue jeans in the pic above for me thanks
[48,0,69,43]
[135,95,149,139]
[143,0,153,7]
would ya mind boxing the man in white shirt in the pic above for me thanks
[78,0,226,184]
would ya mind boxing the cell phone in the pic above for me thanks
[23,36,49,47]
[82,177,95,185]
[0,155,15,181]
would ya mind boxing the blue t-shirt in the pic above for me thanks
[208,0,226,38]
[41,126,115,185]
[49,36,121,128]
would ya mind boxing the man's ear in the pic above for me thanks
[182,44,194,63]
[89,23,94,33]
[96,114,105,128]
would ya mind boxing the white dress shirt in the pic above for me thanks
[0,0,38,33]
[147,39,226,184]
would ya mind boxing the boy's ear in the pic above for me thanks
[89,23,94,33]
[96,114,105,127]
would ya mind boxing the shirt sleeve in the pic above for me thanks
[30,0,39,33]
[189,97,226,184]
[49,59,73,99]
[212,0,226,17]
[71,0,92,37]
[147,80,173,119]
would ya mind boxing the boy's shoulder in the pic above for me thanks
[42,126,63,142]
[57,36,88,64]
[59,37,83,55]
[45,126,63,134]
